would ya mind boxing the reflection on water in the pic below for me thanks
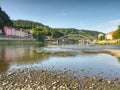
[0,45,33,61]
[0,45,120,79]
[0,45,49,72]
[0,45,75,72]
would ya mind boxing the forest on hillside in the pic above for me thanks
[0,7,12,30]
[12,20,102,40]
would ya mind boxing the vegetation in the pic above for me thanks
[0,7,13,30]
[52,28,101,39]
[12,20,46,29]
[113,26,120,39]
[32,28,45,42]
[12,20,65,41]
[12,20,102,40]
[99,35,105,40]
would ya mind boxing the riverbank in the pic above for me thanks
[0,69,120,90]
[82,49,120,58]
[94,39,120,45]
[0,41,43,45]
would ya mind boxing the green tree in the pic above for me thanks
[32,28,45,42]
[118,25,120,29]
[37,32,45,42]
[99,35,105,40]
[113,27,120,39]
[0,7,12,30]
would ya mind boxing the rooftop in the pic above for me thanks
[107,31,115,35]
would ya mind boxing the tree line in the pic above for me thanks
[0,7,12,30]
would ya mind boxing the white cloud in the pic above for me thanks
[91,19,120,33]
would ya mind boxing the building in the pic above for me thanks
[4,26,16,36]
[105,31,115,40]
[3,26,30,38]
[15,28,20,37]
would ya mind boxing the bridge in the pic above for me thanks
[45,34,92,44]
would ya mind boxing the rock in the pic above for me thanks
[92,76,97,80]
[0,69,120,90]
[107,80,112,84]
[81,69,85,71]
[60,85,66,90]
[52,86,57,90]
[89,86,93,89]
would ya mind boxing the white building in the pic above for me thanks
[105,31,115,40]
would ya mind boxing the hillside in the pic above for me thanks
[53,28,103,39]
[12,20,47,29]
[12,20,103,40]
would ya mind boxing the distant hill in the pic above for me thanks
[12,20,103,40]
[12,20,47,29]
[52,28,103,39]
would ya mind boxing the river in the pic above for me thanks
[0,44,120,79]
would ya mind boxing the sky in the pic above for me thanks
[0,0,120,33]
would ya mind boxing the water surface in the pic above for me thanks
[0,44,120,79]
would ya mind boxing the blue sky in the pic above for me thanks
[0,0,120,33]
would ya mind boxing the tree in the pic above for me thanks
[99,35,105,40]
[12,20,45,29]
[52,30,64,38]
[113,27,120,39]
[37,32,45,42]
[118,25,120,29]
[0,7,13,30]
[32,28,45,42]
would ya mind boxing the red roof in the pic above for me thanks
[107,31,115,35]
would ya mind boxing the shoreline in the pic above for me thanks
[0,69,120,89]
[82,49,120,58]
[0,41,43,45]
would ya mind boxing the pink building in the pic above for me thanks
[15,28,20,36]
[4,26,28,37]
[4,26,13,36]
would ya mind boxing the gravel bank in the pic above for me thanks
[0,69,120,90]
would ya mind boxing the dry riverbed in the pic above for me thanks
[0,69,120,90]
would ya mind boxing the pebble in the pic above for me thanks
[0,69,120,90]
[107,80,112,84]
